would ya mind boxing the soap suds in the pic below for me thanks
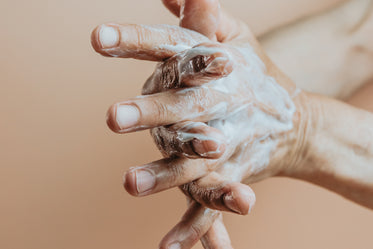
[150,43,297,183]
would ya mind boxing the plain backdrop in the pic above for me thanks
[1,0,372,248]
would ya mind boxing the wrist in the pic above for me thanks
[275,91,320,178]
[280,93,373,208]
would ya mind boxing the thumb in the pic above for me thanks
[180,0,220,40]
[162,0,252,42]
[162,0,220,40]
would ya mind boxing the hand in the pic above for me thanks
[140,2,307,248]
[91,0,309,248]
[92,1,373,248]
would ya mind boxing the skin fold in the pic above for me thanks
[91,0,373,248]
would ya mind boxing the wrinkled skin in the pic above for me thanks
[91,0,373,248]
[143,43,303,248]
[91,0,306,248]
[143,41,300,202]
[138,2,305,248]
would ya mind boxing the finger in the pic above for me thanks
[142,43,233,94]
[122,147,256,213]
[106,86,234,134]
[201,214,233,249]
[159,202,219,249]
[180,0,220,40]
[123,157,215,197]
[182,176,256,215]
[151,121,226,159]
[162,0,219,40]
[162,0,181,17]
[91,23,208,61]
[162,0,251,42]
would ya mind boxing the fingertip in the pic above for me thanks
[206,53,233,77]
[224,183,256,215]
[181,0,220,40]
[159,203,218,249]
[158,223,182,249]
[159,238,181,249]
[179,43,233,86]
[106,104,121,133]
[196,43,233,76]
[161,0,181,17]
[106,103,141,133]
[158,221,198,249]
[90,25,101,52]
[123,170,138,196]
[192,139,226,159]
[236,184,256,215]
[175,122,227,159]
[91,25,108,56]
[91,24,120,57]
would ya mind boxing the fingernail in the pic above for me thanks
[224,192,242,215]
[192,139,224,158]
[240,190,256,214]
[169,242,181,249]
[99,25,119,48]
[116,105,140,130]
[136,170,156,194]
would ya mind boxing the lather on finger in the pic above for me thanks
[142,43,233,95]
[91,23,209,61]
[151,121,226,159]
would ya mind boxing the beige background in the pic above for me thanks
[1,0,372,248]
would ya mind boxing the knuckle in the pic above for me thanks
[180,183,193,199]
[160,59,181,89]
[182,181,225,208]
[150,99,170,122]
[151,127,183,157]
[192,55,207,72]
[201,188,224,206]
[179,87,209,114]
[182,55,207,76]
[188,223,202,244]
[167,162,183,184]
